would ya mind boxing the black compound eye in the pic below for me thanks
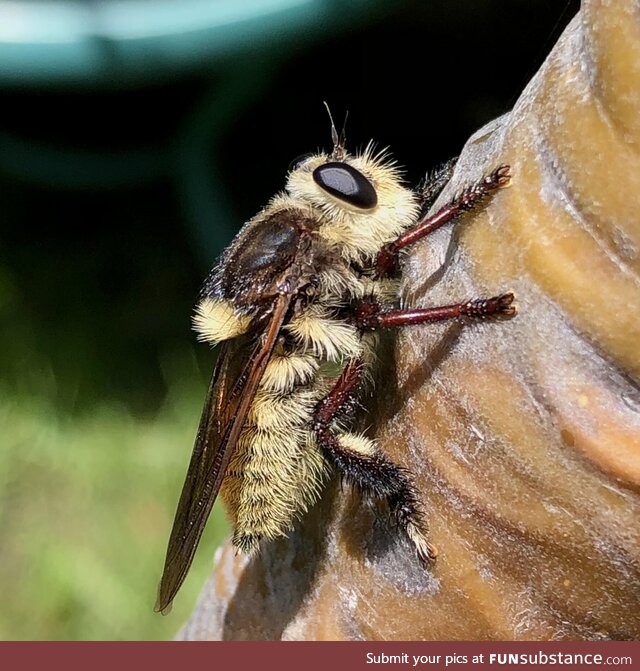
[288,153,313,172]
[312,162,378,209]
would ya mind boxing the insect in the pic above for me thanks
[155,112,515,614]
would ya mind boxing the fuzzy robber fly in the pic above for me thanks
[155,113,515,614]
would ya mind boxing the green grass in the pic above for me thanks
[0,363,229,640]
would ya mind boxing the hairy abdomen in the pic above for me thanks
[220,364,329,553]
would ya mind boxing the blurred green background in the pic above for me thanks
[0,0,578,640]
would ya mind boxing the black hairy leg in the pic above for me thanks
[418,157,457,214]
[354,292,516,330]
[313,360,436,564]
[375,164,511,278]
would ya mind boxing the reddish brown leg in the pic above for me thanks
[313,359,364,429]
[313,361,436,565]
[375,164,511,278]
[355,292,516,330]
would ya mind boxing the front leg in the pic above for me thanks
[313,360,436,564]
[375,164,511,278]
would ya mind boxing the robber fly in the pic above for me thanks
[155,110,514,614]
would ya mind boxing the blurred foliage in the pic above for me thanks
[0,362,228,640]
[0,180,228,639]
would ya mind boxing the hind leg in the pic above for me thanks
[313,360,436,564]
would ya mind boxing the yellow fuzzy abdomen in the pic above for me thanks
[219,383,329,553]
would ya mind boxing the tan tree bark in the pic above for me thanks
[179,0,640,640]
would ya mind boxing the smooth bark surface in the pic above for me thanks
[179,0,640,640]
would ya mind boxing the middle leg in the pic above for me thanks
[354,292,516,330]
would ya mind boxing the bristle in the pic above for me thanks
[316,267,363,302]
[247,387,324,430]
[359,277,401,303]
[360,332,379,373]
[337,432,377,457]
[232,532,262,554]
[192,298,251,345]
[286,305,363,362]
[260,351,319,393]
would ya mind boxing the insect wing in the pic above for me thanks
[156,295,291,613]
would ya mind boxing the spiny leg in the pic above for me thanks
[418,157,457,213]
[354,292,516,330]
[375,164,511,278]
[313,360,436,564]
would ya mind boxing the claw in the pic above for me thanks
[496,291,517,317]
[423,542,438,563]
[494,164,512,188]
[407,521,437,566]
[463,292,517,319]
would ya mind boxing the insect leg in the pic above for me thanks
[313,360,436,564]
[418,157,457,213]
[354,292,516,330]
[375,164,511,278]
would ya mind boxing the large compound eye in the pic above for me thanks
[312,162,378,209]
[288,153,313,172]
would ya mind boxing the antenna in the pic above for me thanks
[323,101,347,160]
[339,110,349,153]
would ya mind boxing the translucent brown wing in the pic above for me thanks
[155,294,291,614]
